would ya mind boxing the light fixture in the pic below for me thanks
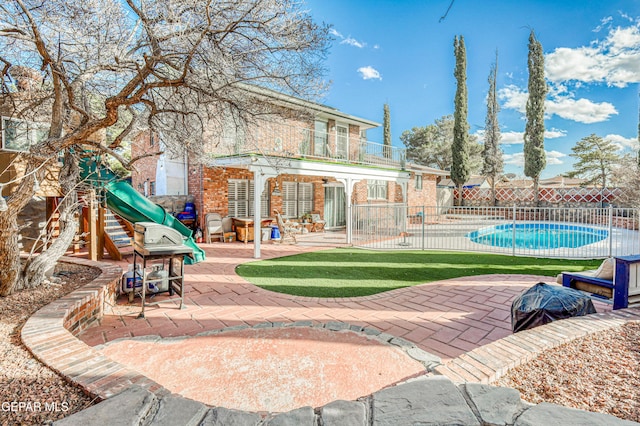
[0,185,6,212]
[271,181,281,196]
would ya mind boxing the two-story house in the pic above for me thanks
[132,85,444,256]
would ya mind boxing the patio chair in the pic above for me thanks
[274,210,300,244]
[205,213,224,243]
[310,213,325,232]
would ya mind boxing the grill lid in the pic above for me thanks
[134,222,185,248]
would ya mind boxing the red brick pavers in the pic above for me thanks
[79,243,612,363]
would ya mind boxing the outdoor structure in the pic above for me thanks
[132,85,446,257]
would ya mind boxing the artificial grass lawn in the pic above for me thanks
[235,248,602,298]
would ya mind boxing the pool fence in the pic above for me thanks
[352,204,640,259]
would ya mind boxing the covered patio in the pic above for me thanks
[207,154,410,258]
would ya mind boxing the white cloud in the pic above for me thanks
[503,152,524,166]
[604,133,638,150]
[499,85,528,113]
[594,16,613,33]
[546,150,567,165]
[341,37,366,48]
[546,23,640,87]
[503,150,566,166]
[545,128,568,139]
[499,84,618,124]
[358,66,382,80]
[501,131,525,145]
[373,44,380,49]
[495,128,566,145]
[329,28,343,39]
[546,96,618,123]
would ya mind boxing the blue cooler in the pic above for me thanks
[270,225,281,240]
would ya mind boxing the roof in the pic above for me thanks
[438,176,488,188]
[404,163,449,177]
[238,83,381,130]
[496,178,534,188]
[539,175,585,188]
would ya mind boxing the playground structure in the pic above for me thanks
[78,155,205,264]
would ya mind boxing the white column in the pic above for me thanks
[252,171,264,259]
[252,170,277,259]
[338,177,358,245]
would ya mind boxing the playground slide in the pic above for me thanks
[79,157,205,264]
[104,180,205,264]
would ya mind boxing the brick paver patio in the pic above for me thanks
[79,243,611,362]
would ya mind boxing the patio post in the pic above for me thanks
[338,177,356,245]
[252,171,263,258]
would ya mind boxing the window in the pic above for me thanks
[367,180,388,200]
[228,179,269,217]
[336,124,349,159]
[2,117,49,152]
[282,182,313,218]
[416,174,423,190]
[149,181,156,196]
[313,120,327,157]
[149,133,155,147]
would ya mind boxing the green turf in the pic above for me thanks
[235,248,602,298]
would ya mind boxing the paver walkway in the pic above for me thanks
[79,243,610,362]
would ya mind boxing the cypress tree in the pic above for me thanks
[482,51,503,206]
[383,103,391,159]
[452,35,470,205]
[523,30,547,205]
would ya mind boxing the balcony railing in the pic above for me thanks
[205,122,406,170]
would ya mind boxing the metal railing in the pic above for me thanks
[352,205,640,259]
[205,121,406,169]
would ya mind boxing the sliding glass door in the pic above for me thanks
[324,185,345,229]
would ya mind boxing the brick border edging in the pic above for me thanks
[97,319,444,372]
[434,307,640,384]
[21,257,169,401]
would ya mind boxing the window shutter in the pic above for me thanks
[228,179,249,217]
[282,181,298,218]
[298,183,313,215]
[247,180,270,217]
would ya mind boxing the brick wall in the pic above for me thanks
[194,168,341,227]
[406,172,437,206]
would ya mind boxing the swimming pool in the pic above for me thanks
[467,223,609,249]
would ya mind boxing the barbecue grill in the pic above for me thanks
[132,222,194,318]
[134,222,192,255]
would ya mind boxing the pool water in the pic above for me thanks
[467,223,609,249]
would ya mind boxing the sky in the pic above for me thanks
[305,0,640,179]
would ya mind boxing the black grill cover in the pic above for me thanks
[511,282,596,333]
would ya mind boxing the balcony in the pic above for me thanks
[205,122,406,170]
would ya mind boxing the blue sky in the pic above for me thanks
[306,0,640,179]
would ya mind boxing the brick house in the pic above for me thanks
[131,86,444,254]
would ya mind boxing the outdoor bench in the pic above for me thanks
[561,255,640,310]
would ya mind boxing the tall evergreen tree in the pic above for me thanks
[482,51,503,206]
[523,30,547,205]
[452,35,470,205]
[383,103,391,158]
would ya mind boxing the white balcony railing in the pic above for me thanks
[205,122,406,170]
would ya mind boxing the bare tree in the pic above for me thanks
[0,0,330,296]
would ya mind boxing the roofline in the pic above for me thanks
[238,83,381,130]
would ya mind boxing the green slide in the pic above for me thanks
[80,157,205,264]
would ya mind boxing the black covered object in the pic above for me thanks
[511,282,596,333]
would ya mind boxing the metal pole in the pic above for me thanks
[608,204,613,258]
[421,206,425,250]
[512,203,517,257]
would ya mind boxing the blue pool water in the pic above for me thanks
[467,223,608,249]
